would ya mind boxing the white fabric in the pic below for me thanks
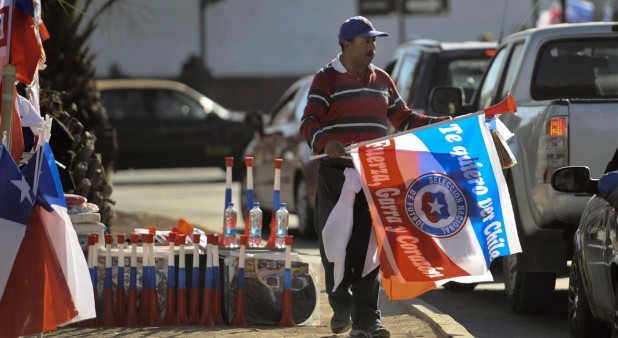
[323,168,379,292]
[44,205,97,324]
[16,94,44,129]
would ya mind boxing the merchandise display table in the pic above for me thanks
[93,246,319,325]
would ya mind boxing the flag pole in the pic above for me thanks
[0,0,15,153]
[308,112,482,161]
[0,66,16,153]
[32,116,52,195]
[309,93,518,162]
[5,0,12,61]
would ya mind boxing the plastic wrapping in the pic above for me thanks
[222,250,320,326]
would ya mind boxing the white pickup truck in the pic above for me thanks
[431,22,618,313]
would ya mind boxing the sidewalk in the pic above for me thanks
[43,258,471,338]
[40,211,472,338]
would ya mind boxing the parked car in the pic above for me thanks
[550,146,618,337]
[384,39,496,117]
[241,75,316,236]
[96,79,254,178]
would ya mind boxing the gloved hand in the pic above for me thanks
[599,170,618,196]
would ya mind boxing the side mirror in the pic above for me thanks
[551,166,597,194]
[428,87,464,116]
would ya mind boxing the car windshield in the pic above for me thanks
[533,39,618,99]
[447,59,488,89]
[435,54,492,103]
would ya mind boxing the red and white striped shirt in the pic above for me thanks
[300,55,443,154]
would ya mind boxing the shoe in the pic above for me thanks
[330,311,351,334]
[349,323,391,338]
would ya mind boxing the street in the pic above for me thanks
[110,167,318,255]
[110,167,569,336]
[418,261,569,337]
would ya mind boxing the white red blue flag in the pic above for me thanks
[22,143,96,324]
[0,144,33,300]
[349,113,521,300]
[0,143,94,336]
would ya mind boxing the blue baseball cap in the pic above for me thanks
[338,16,389,43]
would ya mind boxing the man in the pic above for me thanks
[300,16,449,338]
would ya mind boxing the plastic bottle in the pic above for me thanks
[248,202,263,248]
[223,202,238,248]
[275,203,289,249]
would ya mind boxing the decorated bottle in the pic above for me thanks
[223,202,238,248]
[248,202,263,248]
[275,203,289,249]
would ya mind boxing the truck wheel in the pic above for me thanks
[294,178,315,237]
[443,282,478,291]
[503,253,556,313]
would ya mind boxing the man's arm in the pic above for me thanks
[385,76,449,130]
[299,73,333,155]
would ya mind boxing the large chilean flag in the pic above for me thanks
[349,113,521,300]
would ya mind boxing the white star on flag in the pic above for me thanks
[10,176,33,204]
[428,198,444,215]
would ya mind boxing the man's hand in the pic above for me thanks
[324,140,347,158]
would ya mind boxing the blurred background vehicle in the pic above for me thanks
[241,75,316,237]
[96,79,254,179]
[550,145,618,337]
[384,39,496,117]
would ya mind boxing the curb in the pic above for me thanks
[398,298,473,338]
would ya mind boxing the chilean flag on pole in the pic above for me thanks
[22,143,96,324]
[0,144,33,301]
[349,113,521,300]
[0,142,95,336]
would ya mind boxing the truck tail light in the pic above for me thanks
[538,117,568,183]
[547,118,567,136]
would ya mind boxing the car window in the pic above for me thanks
[269,86,298,127]
[200,96,230,119]
[294,82,310,122]
[499,42,524,100]
[399,53,422,104]
[100,90,148,119]
[154,89,205,120]
[441,58,491,103]
[478,48,508,109]
[532,38,618,99]
[448,60,487,87]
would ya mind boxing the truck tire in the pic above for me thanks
[503,170,556,313]
[442,281,478,291]
[502,252,556,313]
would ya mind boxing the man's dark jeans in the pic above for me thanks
[314,160,381,326]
